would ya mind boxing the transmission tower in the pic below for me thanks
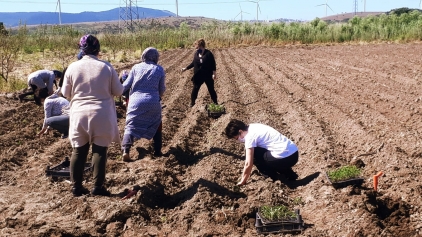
[119,0,140,32]
[354,0,358,16]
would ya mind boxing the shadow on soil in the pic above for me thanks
[210,147,244,160]
[138,178,246,209]
[280,172,320,189]
[166,146,207,165]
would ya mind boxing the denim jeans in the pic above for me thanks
[46,115,69,136]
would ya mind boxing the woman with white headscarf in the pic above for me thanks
[121,47,166,162]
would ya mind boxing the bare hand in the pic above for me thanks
[181,68,186,72]
[37,128,49,137]
[212,74,216,80]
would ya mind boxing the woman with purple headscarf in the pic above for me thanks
[121,47,166,162]
[61,34,123,197]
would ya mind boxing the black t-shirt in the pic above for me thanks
[185,49,216,81]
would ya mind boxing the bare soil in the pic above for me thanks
[1,43,422,237]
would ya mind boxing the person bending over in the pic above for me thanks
[121,47,166,162]
[35,88,70,139]
[19,69,62,104]
[224,119,299,185]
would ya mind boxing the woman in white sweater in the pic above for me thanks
[61,34,123,197]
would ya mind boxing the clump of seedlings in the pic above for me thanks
[207,103,225,113]
[207,103,225,119]
[327,165,361,182]
[259,205,297,221]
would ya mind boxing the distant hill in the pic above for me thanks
[0,7,176,27]
[321,12,385,22]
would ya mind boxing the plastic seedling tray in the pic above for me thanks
[206,106,225,119]
[46,157,92,177]
[255,209,304,234]
[325,172,364,189]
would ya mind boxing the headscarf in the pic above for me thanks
[77,50,85,60]
[79,34,100,55]
[141,47,159,64]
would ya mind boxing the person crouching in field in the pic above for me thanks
[224,119,299,185]
[18,69,62,105]
[35,88,70,139]
[61,34,123,197]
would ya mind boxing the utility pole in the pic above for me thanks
[56,0,62,25]
[176,0,179,17]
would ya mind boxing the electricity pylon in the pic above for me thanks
[119,0,140,32]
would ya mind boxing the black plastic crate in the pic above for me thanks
[325,172,364,189]
[255,209,304,234]
[45,157,92,177]
[205,105,225,119]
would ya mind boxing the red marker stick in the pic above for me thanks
[373,171,383,191]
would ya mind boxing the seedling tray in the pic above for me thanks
[206,107,225,119]
[46,157,92,177]
[255,209,304,234]
[325,172,364,189]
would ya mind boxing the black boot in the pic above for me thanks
[91,186,111,196]
[72,186,90,197]
[153,129,162,157]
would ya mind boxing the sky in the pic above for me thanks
[0,0,421,21]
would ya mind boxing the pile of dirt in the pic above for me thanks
[0,43,421,236]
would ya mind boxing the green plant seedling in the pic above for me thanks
[292,197,303,205]
[207,103,225,113]
[327,165,361,183]
[260,205,297,221]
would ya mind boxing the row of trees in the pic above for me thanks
[2,9,422,85]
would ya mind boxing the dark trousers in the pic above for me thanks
[19,84,38,97]
[19,84,47,105]
[46,115,69,136]
[191,78,218,106]
[70,143,108,188]
[254,147,299,175]
[122,122,162,154]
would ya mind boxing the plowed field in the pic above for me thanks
[0,43,421,236]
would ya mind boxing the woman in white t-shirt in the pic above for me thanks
[224,119,299,186]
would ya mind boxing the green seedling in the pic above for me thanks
[327,165,361,183]
[292,197,303,205]
[207,103,225,113]
[260,205,297,221]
